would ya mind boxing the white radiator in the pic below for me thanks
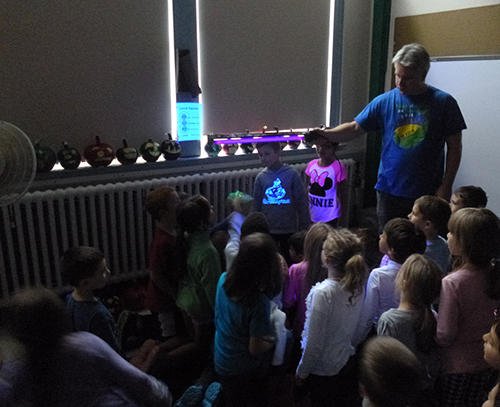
[0,159,358,299]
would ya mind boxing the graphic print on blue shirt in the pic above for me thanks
[309,169,333,197]
[393,103,429,149]
[263,178,290,205]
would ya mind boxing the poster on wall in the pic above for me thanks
[177,103,202,142]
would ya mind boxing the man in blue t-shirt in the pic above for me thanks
[312,43,466,231]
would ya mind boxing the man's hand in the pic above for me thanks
[304,130,326,145]
[436,183,453,201]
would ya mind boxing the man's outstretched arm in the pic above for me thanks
[320,121,366,143]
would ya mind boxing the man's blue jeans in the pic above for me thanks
[376,190,415,233]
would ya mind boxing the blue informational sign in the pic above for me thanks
[177,103,202,142]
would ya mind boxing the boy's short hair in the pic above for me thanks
[414,195,452,232]
[145,186,177,220]
[61,246,105,287]
[359,336,424,407]
[255,142,281,152]
[454,185,488,208]
[288,230,307,256]
[241,212,270,238]
[384,218,426,264]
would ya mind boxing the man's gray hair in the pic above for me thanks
[392,43,430,79]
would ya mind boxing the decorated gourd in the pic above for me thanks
[222,144,238,155]
[240,143,255,154]
[34,141,57,173]
[204,138,221,157]
[116,139,138,165]
[140,139,161,162]
[160,134,181,161]
[57,141,81,170]
[83,136,115,167]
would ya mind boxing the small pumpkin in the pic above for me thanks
[204,138,221,157]
[57,141,81,170]
[140,139,161,162]
[160,134,181,161]
[240,143,255,154]
[83,136,115,167]
[34,140,57,173]
[222,144,238,155]
[116,139,139,165]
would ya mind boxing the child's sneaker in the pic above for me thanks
[173,385,204,407]
[202,382,222,407]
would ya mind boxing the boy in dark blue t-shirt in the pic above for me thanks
[62,246,122,354]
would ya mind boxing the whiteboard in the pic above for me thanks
[426,59,500,216]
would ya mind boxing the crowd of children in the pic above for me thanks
[0,134,498,407]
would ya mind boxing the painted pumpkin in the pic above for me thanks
[34,141,57,173]
[204,139,221,157]
[160,134,181,161]
[222,144,239,155]
[83,136,115,167]
[140,139,161,162]
[240,143,255,154]
[116,139,138,165]
[57,141,81,170]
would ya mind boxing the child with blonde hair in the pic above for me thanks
[437,208,500,407]
[378,254,441,361]
[378,253,441,401]
[296,228,367,407]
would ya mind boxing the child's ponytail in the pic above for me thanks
[322,228,367,302]
[343,253,367,302]
[396,254,442,354]
[414,306,437,354]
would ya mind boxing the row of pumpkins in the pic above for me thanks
[204,139,306,157]
[34,135,182,173]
